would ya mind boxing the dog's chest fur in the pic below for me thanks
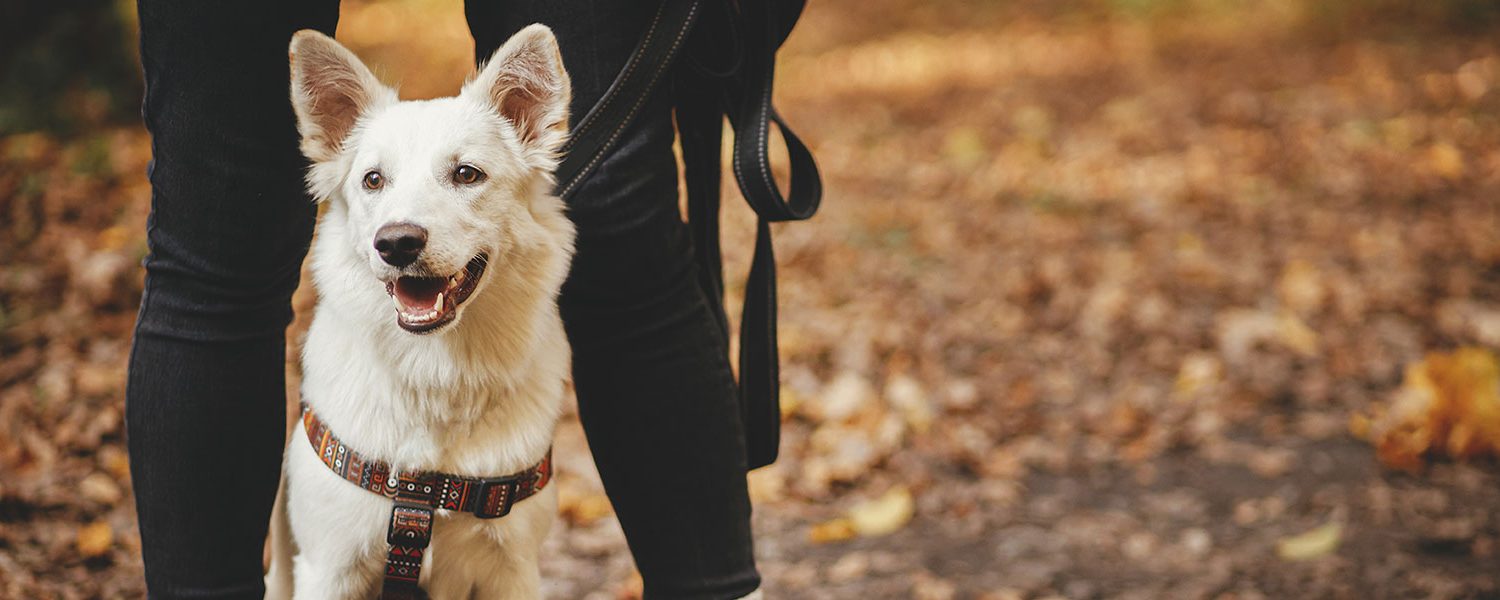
[300,219,570,475]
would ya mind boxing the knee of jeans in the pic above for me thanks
[135,237,310,344]
[561,211,703,320]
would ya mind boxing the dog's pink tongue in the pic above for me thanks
[394,276,446,310]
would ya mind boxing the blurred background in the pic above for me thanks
[3,0,1500,598]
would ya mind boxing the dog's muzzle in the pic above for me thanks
[385,253,489,333]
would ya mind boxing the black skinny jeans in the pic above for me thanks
[126,2,758,598]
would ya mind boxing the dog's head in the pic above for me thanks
[289,25,573,335]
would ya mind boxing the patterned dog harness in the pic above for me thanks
[301,405,553,600]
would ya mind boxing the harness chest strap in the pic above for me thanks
[301,406,553,599]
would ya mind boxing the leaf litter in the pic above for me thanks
[4,0,1500,598]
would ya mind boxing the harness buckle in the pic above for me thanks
[472,477,520,519]
[387,502,434,549]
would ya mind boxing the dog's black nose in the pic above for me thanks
[374,223,428,268]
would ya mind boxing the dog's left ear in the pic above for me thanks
[465,24,572,158]
[289,30,394,164]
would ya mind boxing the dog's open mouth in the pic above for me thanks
[385,253,489,333]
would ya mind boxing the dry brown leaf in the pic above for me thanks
[1357,347,1500,472]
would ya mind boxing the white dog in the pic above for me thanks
[264,24,575,599]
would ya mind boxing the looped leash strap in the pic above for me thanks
[681,0,821,469]
[302,406,553,599]
[556,0,821,469]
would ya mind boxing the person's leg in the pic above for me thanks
[128,2,337,598]
[466,4,760,598]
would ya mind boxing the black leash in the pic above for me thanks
[555,0,821,469]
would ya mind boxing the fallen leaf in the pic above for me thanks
[885,374,934,433]
[1427,142,1464,179]
[746,464,786,503]
[809,518,857,544]
[1174,353,1223,397]
[79,472,122,505]
[943,127,986,168]
[1276,520,1342,561]
[556,481,613,526]
[780,387,802,419]
[913,570,958,600]
[827,551,869,582]
[1277,259,1326,314]
[848,486,915,537]
[811,371,876,422]
[1358,347,1500,472]
[1276,312,1320,357]
[76,521,113,558]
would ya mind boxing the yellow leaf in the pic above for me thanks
[779,388,801,419]
[96,225,132,251]
[1174,353,1222,397]
[76,521,113,558]
[943,127,986,168]
[848,486,915,537]
[557,483,613,526]
[746,465,786,503]
[1427,142,1464,180]
[809,518,857,544]
[1276,521,1342,561]
[1276,312,1319,357]
[1276,259,1325,314]
[1359,347,1500,472]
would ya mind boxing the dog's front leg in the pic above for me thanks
[285,433,395,599]
[291,552,383,600]
[438,540,540,600]
[432,485,556,600]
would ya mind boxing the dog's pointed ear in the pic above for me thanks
[288,30,393,163]
[464,24,571,157]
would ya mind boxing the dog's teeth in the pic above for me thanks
[435,292,445,310]
[392,294,404,312]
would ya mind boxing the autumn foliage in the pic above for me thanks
[1356,348,1500,473]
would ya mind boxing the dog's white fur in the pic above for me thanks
[265,25,575,599]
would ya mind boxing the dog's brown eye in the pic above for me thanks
[362,170,384,190]
[453,165,485,185]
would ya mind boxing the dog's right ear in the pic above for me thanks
[288,30,393,164]
[464,24,571,162]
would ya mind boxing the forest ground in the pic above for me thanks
[3,0,1500,598]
